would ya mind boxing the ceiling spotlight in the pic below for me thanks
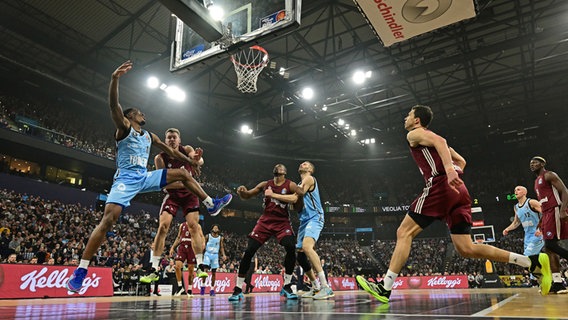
[365,139,370,144]
[208,4,225,21]
[337,119,345,126]
[301,87,314,100]
[321,106,327,111]
[352,71,366,84]
[165,86,186,102]
[353,70,373,84]
[350,129,357,136]
[370,138,376,143]
[240,124,253,135]
[147,77,160,89]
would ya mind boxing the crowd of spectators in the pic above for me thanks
[3,93,568,210]
[3,185,559,294]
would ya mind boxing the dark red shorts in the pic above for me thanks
[410,175,472,230]
[160,191,200,217]
[248,215,295,245]
[175,243,196,264]
[541,206,568,240]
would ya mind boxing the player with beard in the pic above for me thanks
[228,164,300,302]
[66,61,232,293]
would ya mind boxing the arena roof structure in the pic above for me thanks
[1,0,567,161]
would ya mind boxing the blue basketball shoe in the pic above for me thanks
[208,194,233,216]
[280,284,298,299]
[66,268,87,293]
[228,287,244,302]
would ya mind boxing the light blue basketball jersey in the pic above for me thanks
[299,177,324,221]
[206,234,221,254]
[116,127,152,173]
[515,198,544,255]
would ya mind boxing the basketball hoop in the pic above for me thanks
[230,45,269,94]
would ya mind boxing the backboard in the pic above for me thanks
[170,0,301,71]
[471,225,496,244]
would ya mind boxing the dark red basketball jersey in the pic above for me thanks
[263,178,293,218]
[159,146,197,196]
[534,169,562,211]
[179,222,192,246]
[409,142,463,182]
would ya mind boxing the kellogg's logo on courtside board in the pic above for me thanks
[427,276,462,288]
[20,268,102,295]
[254,275,281,291]
[341,278,356,289]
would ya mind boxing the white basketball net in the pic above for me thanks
[230,46,269,94]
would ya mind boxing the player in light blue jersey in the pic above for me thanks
[503,186,544,255]
[66,61,232,293]
[503,185,566,293]
[202,224,226,296]
[268,161,334,300]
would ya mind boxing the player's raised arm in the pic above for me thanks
[150,133,199,167]
[237,181,267,199]
[109,61,132,138]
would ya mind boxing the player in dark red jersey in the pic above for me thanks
[169,222,197,296]
[228,164,300,302]
[531,156,568,293]
[356,105,552,303]
[142,128,218,284]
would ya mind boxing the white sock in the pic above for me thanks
[151,256,160,270]
[177,281,182,287]
[284,273,292,285]
[202,197,213,208]
[383,270,398,290]
[79,259,90,269]
[236,277,245,289]
[317,271,328,288]
[509,253,531,268]
[553,272,563,283]
[313,279,321,290]
[195,254,203,266]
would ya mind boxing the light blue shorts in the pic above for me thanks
[106,169,167,208]
[296,216,324,250]
[524,235,544,256]
[203,252,219,269]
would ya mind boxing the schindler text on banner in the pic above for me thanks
[353,0,476,46]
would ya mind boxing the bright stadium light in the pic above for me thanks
[207,4,225,21]
[337,119,345,126]
[352,70,372,84]
[165,86,186,102]
[147,76,160,89]
[301,87,314,100]
[240,124,253,135]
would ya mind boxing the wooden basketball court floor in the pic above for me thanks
[0,288,566,319]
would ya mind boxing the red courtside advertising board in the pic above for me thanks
[369,275,468,289]
[0,264,113,299]
[184,271,235,294]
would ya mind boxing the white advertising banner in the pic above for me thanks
[354,0,476,46]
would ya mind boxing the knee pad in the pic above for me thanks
[297,251,311,272]
[280,235,296,252]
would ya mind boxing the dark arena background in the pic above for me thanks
[0,0,567,319]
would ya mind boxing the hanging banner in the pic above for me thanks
[354,0,477,46]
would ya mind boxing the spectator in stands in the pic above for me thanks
[6,253,17,263]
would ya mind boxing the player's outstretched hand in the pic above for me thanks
[112,61,132,79]
[194,147,203,160]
